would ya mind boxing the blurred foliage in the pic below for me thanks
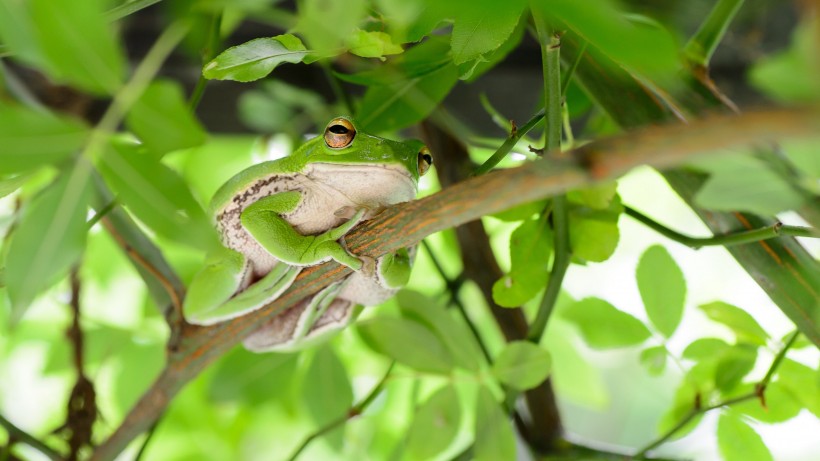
[0,0,818,460]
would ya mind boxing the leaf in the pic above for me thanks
[568,194,622,262]
[113,340,165,416]
[0,174,32,200]
[203,35,308,82]
[30,0,124,94]
[296,0,366,56]
[639,345,667,376]
[397,290,483,372]
[356,37,459,133]
[457,14,525,81]
[567,181,618,210]
[714,345,757,393]
[491,341,551,391]
[748,18,820,103]
[97,141,219,252]
[562,297,651,349]
[694,155,805,216]
[733,381,802,424]
[474,386,516,461]
[126,79,207,156]
[0,105,89,175]
[303,346,354,449]
[450,0,527,65]
[492,216,552,307]
[405,386,461,460]
[346,29,403,59]
[717,412,773,461]
[208,349,299,404]
[5,165,91,319]
[682,337,731,361]
[357,316,453,374]
[0,0,46,69]
[657,382,703,439]
[777,359,820,418]
[637,245,686,337]
[698,301,769,346]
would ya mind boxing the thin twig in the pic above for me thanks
[285,363,395,461]
[133,413,164,461]
[0,414,63,461]
[65,268,96,461]
[189,12,223,111]
[632,331,801,459]
[624,206,818,249]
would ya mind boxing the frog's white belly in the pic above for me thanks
[215,162,416,304]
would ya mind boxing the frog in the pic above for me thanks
[182,116,432,352]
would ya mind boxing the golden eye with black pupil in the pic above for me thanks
[324,118,356,148]
[418,147,433,176]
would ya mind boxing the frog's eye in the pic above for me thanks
[418,147,433,176]
[324,118,356,148]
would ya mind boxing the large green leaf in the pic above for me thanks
[357,315,453,374]
[682,337,731,361]
[714,345,757,393]
[450,0,526,66]
[748,18,820,103]
[0,0,46,69]
[397,290,483,372]
[126,79,207,156]
[777,359,820,418]
[568,194,622,262]
[474,386,516,461]
[208,349,299,404]
[296,0,365,56]
[404,386,461,460]
[5,165,92,319]
[637,245,686,337]
[97,141,219,252]
[356,37,459,133]
[345,29,403,60]
[562,297,651,349]
[303,345,354,449]
[203,35,308,82]
[0,105,89,175]
[717,412,773,461]
[491,341,551,391]
[732,382,802,424]
[698,301,769,346]
[492,215,552,307]
[30,0,124,94]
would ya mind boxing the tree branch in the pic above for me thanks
[90,106,820,461]
[0,414,63,461]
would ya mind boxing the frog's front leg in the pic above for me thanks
[183,247,300,325]
[240,191,366,270]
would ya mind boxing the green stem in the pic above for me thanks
[0,414,63,461]
[632,330,800,459]
[624,206,818,249]
[529,198,570,342]
[189,13,223,111]
[105,0,166,22]
[684,0,746,68]
[285,363,394,461]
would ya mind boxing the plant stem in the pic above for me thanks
[632,330,800,459]
[473,110,545,175]
[189,12,223,111]
[624,206,818,248]
[528,13,567,343]
[285,363,394,461]
[685,0,746,68]
[0,414,63,461]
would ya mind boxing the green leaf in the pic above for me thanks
[5,165,91,318]
[474,386,516,461]
[562,297,651,349]
[30,0,124,94]
[491,341,551,391]
[208,349,298,404]
[637,245,686,337]
[345,29,403,59]
[450,0,526,65]
[97,141,219,252]
[357,315,453,374]
[568,194,622,262]
[113,340,164,416]
[698,301,769,346]
[203,35,308,82]
[657,382,703,439]
[733,382,802,424]
[356,37,459,133]
[748,18,820,103]
[126,79,207,156]
[297,0,366,56]
[0,174,32,200]
[405,386,461,460]
[492,216,552,307]
[397,290,483,372]
[303,345,354,449]
[0,0,46,69]
[714,345,757,393]
[694,155,805,216]
[0,105,89,175]
[639,345,667,376]
[457,14,525,81]
[488,199,548,222]
[777,359,820,418]
[682,337,731,361]
[567,181,618,210]
[717,412,773,461]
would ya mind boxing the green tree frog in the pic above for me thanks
[183,117,432,352]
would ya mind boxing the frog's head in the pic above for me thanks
[300,116,433,183]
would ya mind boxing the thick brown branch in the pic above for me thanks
[91,106,820,461]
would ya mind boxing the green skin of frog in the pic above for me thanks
[183,117,432,352]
